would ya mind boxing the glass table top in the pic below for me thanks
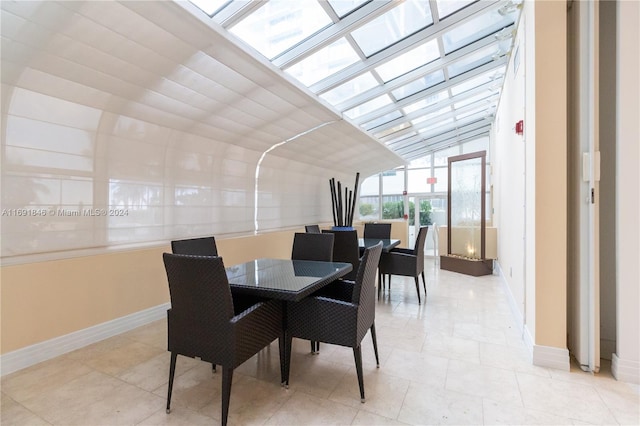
[226,258,352,301]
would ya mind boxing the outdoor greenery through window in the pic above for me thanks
[359,136,490,227]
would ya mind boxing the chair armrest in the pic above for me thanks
[390,247,413,255]
[314,279,355,302]
[231,300,282,332]
[290,296,357,324]
[380,251,417,273]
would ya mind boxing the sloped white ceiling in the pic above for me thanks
[2,0,404,178]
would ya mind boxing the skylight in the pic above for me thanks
[188,0,521,161]
[350,0,434,56]
[229,0,332,59]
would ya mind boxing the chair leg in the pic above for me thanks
[370,323,380,368]
[353,345,365,403]
[278,332,287,385]
[421,271,427,295]
[166,352,177,414]
[310,340,315,354]
[414,277,421,304]
[283,333,293,388]
[387,274,391,291]
[221,367,233,426]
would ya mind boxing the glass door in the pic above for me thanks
[408,195,446,257]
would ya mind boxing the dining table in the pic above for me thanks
[225,258,352,302]
[225,258,352,386]
[359,237,401,252]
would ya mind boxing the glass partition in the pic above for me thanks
[441,150,492,276]
[449,154,483,259]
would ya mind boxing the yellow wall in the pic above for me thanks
[1,222,409,355]
[532,0,567,349]
[0,229,298,355]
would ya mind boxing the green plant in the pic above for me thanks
[359,203,374,216]
[382,201,403,219]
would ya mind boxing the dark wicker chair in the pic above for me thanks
[378,226,429,304]
[284,242,383,402]
[171,236,218,256]
[304,224,321,233]
[361,223,392,256]
[170,236,264,368]
[162,253,285,426]
[363,223,392,239]
[291,232,334,262]
[322,229,360,281]
[291,232,335,354]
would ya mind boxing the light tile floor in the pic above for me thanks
[2,262,639,425]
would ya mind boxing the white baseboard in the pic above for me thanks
[495,261,524,335]
[532,343,571,371]
[496,261,570,372]
[612,353,640,384]
[0,303,169,377]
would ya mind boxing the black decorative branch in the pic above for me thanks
[329,172,360,227]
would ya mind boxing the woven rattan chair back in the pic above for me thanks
[353,241,383,306]
[304,224,321,233]
[162,253,284,426]
[322,229,359,280]
[163,254,234,357]
[171,236,218,256]
[413,226,428,272]
[292,232,334,261]
[363,223,391,240]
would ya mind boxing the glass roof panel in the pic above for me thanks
[362,111,403,130]
[229,0,332,59]
[442,8,516,54]
[391,70,445,100]
[447,44,501,77]
[436,0,476,20]
[327,0,369,17]
[450,66,505,96]
[456,104,492,120]
[454,92,494,109]
[374,39,440,82]
[403,90,450,114]
[351,0,434,56]
[319,72,379,106]
[187,0,522,160]
[284,38,360,86]
[190,0,230,16]
[345,94,393,119]
[375,122,411,139]
[411,106,453,126]
[385,131,417,145]
[418,117,454,135]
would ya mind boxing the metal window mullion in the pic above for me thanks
[217,1,267,29]
[374,80,499,135]
[397,129,491,160]
[273,0,397,68]
[401,129,491,161]
[333,30,505,111]
[310,0,501,94]
[392,120,491,152]
[350,56,506,126]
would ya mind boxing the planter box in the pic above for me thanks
[440,255,493,276]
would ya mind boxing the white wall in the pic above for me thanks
[493,1,569,369]
[492,16,527,327]
[598,0,618,361]
[613,0,640,384]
